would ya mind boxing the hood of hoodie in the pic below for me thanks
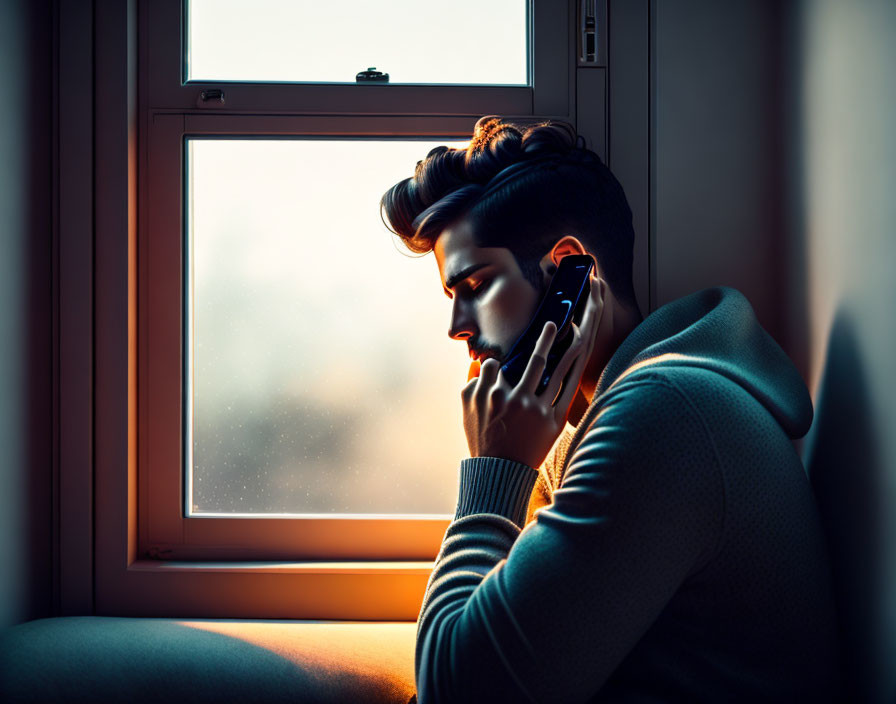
[593,286,813,439]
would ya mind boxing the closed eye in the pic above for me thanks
[470,279,492,298]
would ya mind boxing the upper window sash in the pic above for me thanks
[142,0,573,119]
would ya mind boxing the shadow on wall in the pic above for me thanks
[802,307,883,703]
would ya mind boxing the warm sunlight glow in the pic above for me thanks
[179,620,416,686]
[187,138,474,516]
[188,0,528,85]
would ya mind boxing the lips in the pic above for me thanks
[469,349,495,364]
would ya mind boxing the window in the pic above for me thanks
[186,0,528,85]
[185,136,473,518]
[86,0,646,620]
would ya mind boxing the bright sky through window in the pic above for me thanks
[187,0,528,84]
[187,138,474,516]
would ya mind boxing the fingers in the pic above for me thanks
[478,358,509,413]
[517,321,557,395]
[477,357,502,390]
[580,274,604,325]
[463,357,507,416]
[488,384,507,414]
[576,276,604,352]
[461,374,478,403]
[544,278,604,410]
[543,321,586,402]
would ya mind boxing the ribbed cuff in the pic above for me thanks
[455,457,539,530]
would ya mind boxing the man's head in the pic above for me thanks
[380,116,641,374]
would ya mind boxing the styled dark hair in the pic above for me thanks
[379,115,640,312]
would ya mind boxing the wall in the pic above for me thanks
[0,0,54,629]
[653,1,895,701]
[784,1,896,701]
[651,0,784,339]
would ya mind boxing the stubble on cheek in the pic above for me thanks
[476,278,541,363]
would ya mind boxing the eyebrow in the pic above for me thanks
[444,262,490,295]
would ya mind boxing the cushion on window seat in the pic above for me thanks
[0,616,418,703]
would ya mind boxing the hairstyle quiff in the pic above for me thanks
[379,116,639,310]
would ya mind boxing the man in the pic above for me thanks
[380,116,840,702]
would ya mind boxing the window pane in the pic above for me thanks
[187,0,528,85]
[187,138,472,515]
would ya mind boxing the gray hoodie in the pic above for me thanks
[415,286,840,703]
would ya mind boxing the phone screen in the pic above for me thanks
[500,254,594,394]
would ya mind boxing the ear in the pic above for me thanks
[548,236,586,264]
[538,236,598,278]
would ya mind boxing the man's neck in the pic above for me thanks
[567,300,643,425]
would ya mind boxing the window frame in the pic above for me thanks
[82,0,651,619]
[140,0,584,570]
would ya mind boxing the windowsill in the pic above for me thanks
[96,559,433,619]
[129,559,435,575]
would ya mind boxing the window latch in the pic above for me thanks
[580,0,598,65]
[356,67,389,83]
[197,88,226,107]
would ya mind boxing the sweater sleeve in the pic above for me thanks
[414,377,724,704]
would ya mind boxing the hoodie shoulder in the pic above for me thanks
[596,287,813,439]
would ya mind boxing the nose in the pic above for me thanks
[447,299,476,342]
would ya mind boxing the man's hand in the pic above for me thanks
[461,277,605,469]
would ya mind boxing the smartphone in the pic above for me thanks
[500,254,594,395]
